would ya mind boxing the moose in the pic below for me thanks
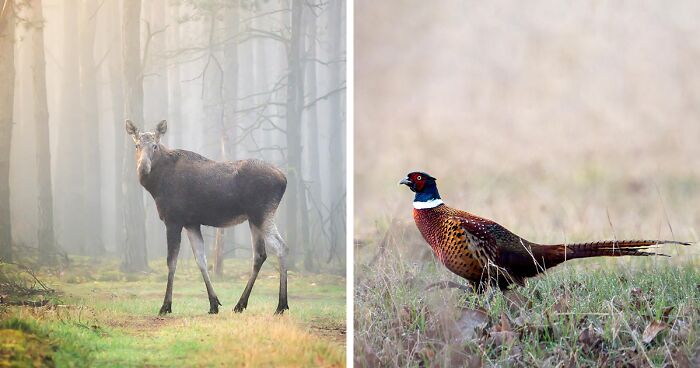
[125,119,289,315]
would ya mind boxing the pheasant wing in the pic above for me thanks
[447,213,530,288]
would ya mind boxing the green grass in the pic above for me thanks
[1,257,346,367]
[355,229,700,367]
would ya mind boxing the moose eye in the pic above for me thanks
[153,144,158,150]
[416,175,422,180]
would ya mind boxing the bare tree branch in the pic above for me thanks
[304,84,346,109]
[140,19,168,74]
[240,8,290,24]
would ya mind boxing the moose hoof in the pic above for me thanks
[274,304,289,315]
[158,303,172,316]
[209,297,222,314]
[233,303,246,313]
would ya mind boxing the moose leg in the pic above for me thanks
[234,222,267,313]
[267,223,289,314]
[185,225,221,314]
[160,224,182,315]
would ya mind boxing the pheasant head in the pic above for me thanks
[399,171,444,209]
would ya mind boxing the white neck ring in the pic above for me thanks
[413,198,444,209]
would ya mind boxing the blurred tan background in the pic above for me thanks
[355,0,700,253]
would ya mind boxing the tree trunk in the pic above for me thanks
[29,0,56,265]
[145,0,169,126]
[304,1,322,269]
[167,1,182,148]
[253,2,268,153]
[327,0,345,266]
[202,11,223,271]
[212,0,240,277]
[121,0,149,272]
[286,0,312,271]
[80,0,104,256]
[56,0,85,254]
[109,0,125,253]
[213,227,224,278]
[143,0,168,259]
[0,0,16,262]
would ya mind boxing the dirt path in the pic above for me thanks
[308,319,346,345]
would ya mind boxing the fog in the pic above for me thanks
[1,0,346,273]
[355,0,700,245]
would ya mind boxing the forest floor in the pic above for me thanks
[354,223,700,367]
[0,257,346,367]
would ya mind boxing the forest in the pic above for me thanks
[0,0,346,272]
[0,0,346,365]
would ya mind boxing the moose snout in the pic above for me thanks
[137,151,152,176]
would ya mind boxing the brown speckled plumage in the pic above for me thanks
[414,204,533,290]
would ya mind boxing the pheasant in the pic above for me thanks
[399,171,690,291]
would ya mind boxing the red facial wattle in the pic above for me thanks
[414,179,425,191]
[410,174,425,192]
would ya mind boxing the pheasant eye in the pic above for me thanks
[416,175,422,181]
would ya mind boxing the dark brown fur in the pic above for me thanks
[141,150,286,228]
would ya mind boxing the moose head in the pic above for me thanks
[125,119,168,178]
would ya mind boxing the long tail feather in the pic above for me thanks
[508,239,690,280]
[561,240,690,259]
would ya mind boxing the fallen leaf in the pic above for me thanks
[578,325,603,353]
[455,307,489,341]
[642,320,667,344]
[489,330,518,347]
[495,313,512,333]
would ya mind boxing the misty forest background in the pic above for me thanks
[0,0,346,275]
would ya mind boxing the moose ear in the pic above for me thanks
[155,120,167,138]
[125,120,139,142]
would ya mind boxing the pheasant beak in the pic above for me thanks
[399,177,416,192]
